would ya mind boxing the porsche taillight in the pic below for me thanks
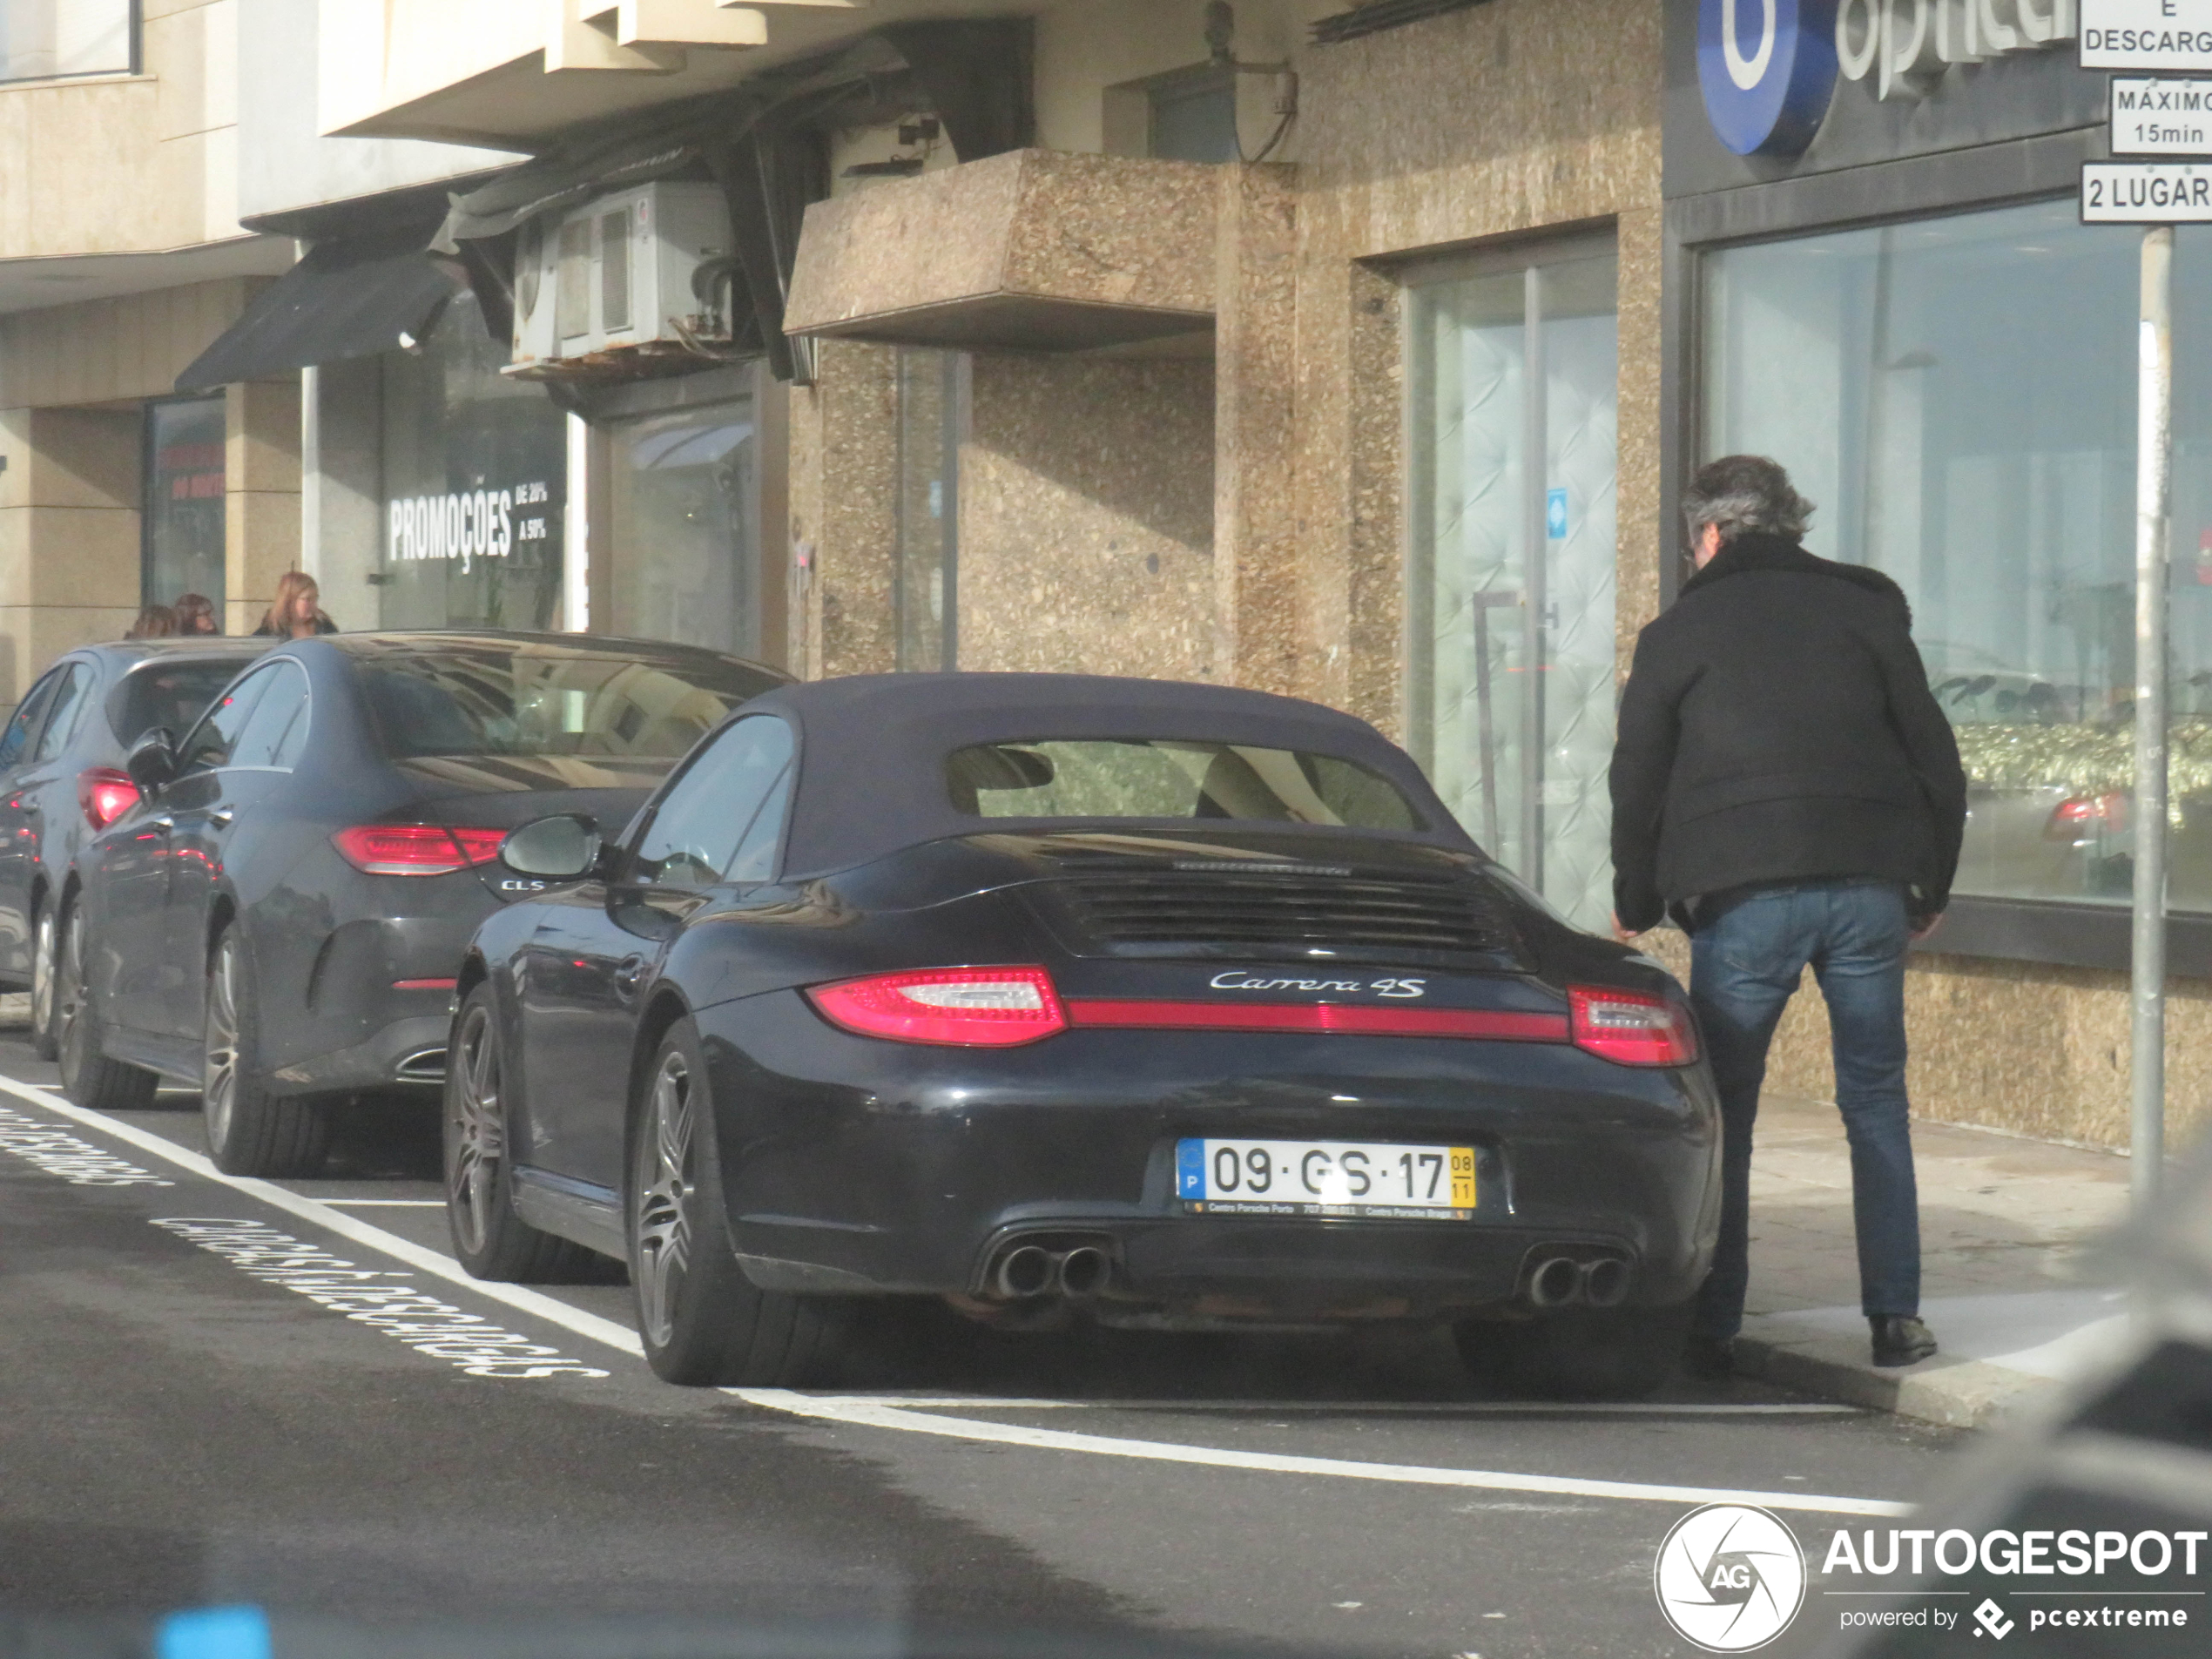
[78,767,139,831]
[806,967,1069,1047]
[333,825,508,876]
[1569,986,1699,1067]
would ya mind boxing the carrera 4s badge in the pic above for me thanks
[1207,971,1428,998]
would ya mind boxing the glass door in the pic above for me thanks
[1407,244,1619,930]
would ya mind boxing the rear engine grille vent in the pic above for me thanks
[1049,868,1517,959]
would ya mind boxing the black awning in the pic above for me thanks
[174,227,462,392]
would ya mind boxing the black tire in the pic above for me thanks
[56,901,157,1112]
[1457,1304,1692,1401]
[202,927,329,1177]
[445,984,597,1283]
[629,1019,846,1386]
[29,893,60,1061]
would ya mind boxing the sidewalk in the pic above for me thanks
[1731,1093,2134,1429]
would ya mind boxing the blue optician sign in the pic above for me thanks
[1696,0,1841,157]
[1547,488,1568,540]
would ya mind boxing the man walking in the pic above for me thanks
[1610,455,1967,1375]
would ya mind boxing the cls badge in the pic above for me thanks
[500,878,549,894]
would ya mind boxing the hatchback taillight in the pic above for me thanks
[806,967,1069,1048]
[333,825,508,876]
[1569,986,1699,1067]
[78,767,139,831]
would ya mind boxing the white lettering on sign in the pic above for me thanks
[2082,159,2212,219]
[152,1217,610,1379]
[2083,0,2212,70]
[1838,0,2077,101]
[2112,76,2212,151]
[386,480,555,574]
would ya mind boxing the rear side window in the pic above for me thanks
[30,664,96,763]
[945,739,1422,831]
[110,660,256,747]
[355,644,781,760]
[229,662,310,770]
[0,670,63,770]
[177,667,277,774]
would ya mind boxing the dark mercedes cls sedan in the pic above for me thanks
[448,673,1722,1397]
[0,638,268,1058]
[60,631,787,1177]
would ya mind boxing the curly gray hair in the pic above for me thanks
[1683,455,1815,545]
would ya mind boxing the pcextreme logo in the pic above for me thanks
[1655,1504,1809,1652]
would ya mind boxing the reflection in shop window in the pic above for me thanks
[1704,201,2212,910]
[894,348,959,671]
[0,0,133,84]
[143,394,226,615]
[608,387,761,658]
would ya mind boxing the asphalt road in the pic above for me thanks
[0,1027,1967,1659]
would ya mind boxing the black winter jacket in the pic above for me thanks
[1608,533,1967,934]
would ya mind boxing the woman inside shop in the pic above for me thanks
[253,571,338,640]
[172,593,219,636]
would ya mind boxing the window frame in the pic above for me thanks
[0,0,141,89]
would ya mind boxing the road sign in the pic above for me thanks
[2083,0,2212,71]
[2111,75,2212,151]
[2082,160,2212,219]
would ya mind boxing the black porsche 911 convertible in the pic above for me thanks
[448,673,1722,1396]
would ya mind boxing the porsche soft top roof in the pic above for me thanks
[741,671,1475,875]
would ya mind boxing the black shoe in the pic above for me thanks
[1870,1316,1938,1368]
[1684,1332,1737,1380]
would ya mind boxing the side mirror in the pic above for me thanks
[124,728,178,796]
[502,813,603,881]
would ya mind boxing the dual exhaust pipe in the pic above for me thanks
[1527,1253,1631,1310]
[993,1243,1113,1300]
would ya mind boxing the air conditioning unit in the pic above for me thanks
[506,180,741,381]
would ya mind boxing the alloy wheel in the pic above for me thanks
[30,907,55,1040]
[203,939,240,1151]
[448,1003,505,1258]
[634,1049,696,1349]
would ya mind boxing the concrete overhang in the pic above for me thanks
[0,237,295,319]
[325,0,1043,149]
[783,150,1217,354]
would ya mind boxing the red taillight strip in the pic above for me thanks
[1062,999,1569,1042]
[392,978,458,991]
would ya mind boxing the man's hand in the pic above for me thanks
[1611,912,1640,943]
[1910,912,1943,943]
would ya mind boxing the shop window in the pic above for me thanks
[142,394,226,615]
[1407,244,1619,932]
[1703,201,2212,914]
[379,290,567,633]
[0,0,134,84]
[894,347,959,671]
[606,386,763,658]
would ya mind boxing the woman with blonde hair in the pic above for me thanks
[125,604,178,640]
[253,570,337,639]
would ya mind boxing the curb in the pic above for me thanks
[1731,1331,2056,1431]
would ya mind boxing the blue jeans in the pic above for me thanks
[1689,880,1921,1341]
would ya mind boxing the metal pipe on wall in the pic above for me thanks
[2131,224,2174,1213]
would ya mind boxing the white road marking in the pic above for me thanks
[317,1198,446,1208]
[0,1076,644,1359]
[813,1395,1858,1416]
[730,1391,1913,1517]
[3,1072,1911,1517]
